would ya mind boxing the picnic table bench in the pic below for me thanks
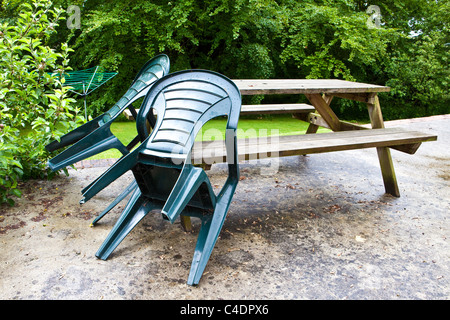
[123,79,437,198]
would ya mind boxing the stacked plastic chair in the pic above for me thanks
[46,54,170,169]
[46,54,170,224]
[79,70,242,285]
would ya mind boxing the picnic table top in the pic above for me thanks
[232,79,390,95]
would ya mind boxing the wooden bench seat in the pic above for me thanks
[240,103,314,115]
[122,103,315,120]
[122,101,436,199]
[191,128,437,164]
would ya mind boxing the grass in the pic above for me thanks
[87,115,330,160]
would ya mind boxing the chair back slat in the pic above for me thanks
[137,70,241,158]
[103,54,170,121]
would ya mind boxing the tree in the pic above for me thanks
[24,0,450,119]
[380,0,449,118]
[0,0,83,205]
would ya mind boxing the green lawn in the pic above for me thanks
[88,115,329,160]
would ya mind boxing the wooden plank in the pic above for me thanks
[294,113,320,134]
[123,109,137,120]
[293,113,320,134]
[367,95,385,129]
[323,94,334,105]
[331,92,376,104]
[240,103,315,115]
[389,143,422,154]
[196,128,435,152]
[233,79,390,95]
[305,123,320,134]
[191,128,437,164]
[300,112,423,154]
[303,112,368,131]
[305,93,341,131]
[376,147,399,196]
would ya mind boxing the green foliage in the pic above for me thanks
[0,126,23,206]
[0,0,84,205]
[52,0,286,110]
[50,0,448,120]
[381,0,449,119]
[384,33,449,119]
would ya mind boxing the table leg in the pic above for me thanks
[305,93,341,132]
[367,95,400,197]
[305,123,320,134]
[181,215,192,232]
[307,94,334,133]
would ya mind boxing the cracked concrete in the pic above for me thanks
[0,115,448,300]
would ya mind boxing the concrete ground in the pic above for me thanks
[0,115,448,300]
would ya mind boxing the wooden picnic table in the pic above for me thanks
[229,79,436,197]
[123,78,437,198]
[234,79,390,131]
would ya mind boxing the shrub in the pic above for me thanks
[0,0,84,206]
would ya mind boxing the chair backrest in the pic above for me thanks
[99,54,170,124]
[135,70,241,162]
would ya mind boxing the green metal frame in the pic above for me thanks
[64,66,118,120]
[80,70,242,285]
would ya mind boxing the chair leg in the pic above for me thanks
[161,167,214,223]
[95,187,153,260]
[45,114,104,152]
[80,151,138,204]
[187,199,231,286]
[48,134,127,171]
[186,182,238,285]
[80,152,128,195]
[187,214,213,285]
[91,180,138,226]
[48,124,128,172]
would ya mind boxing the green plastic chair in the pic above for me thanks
[45,54,170,171]
[80,70,242,285]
